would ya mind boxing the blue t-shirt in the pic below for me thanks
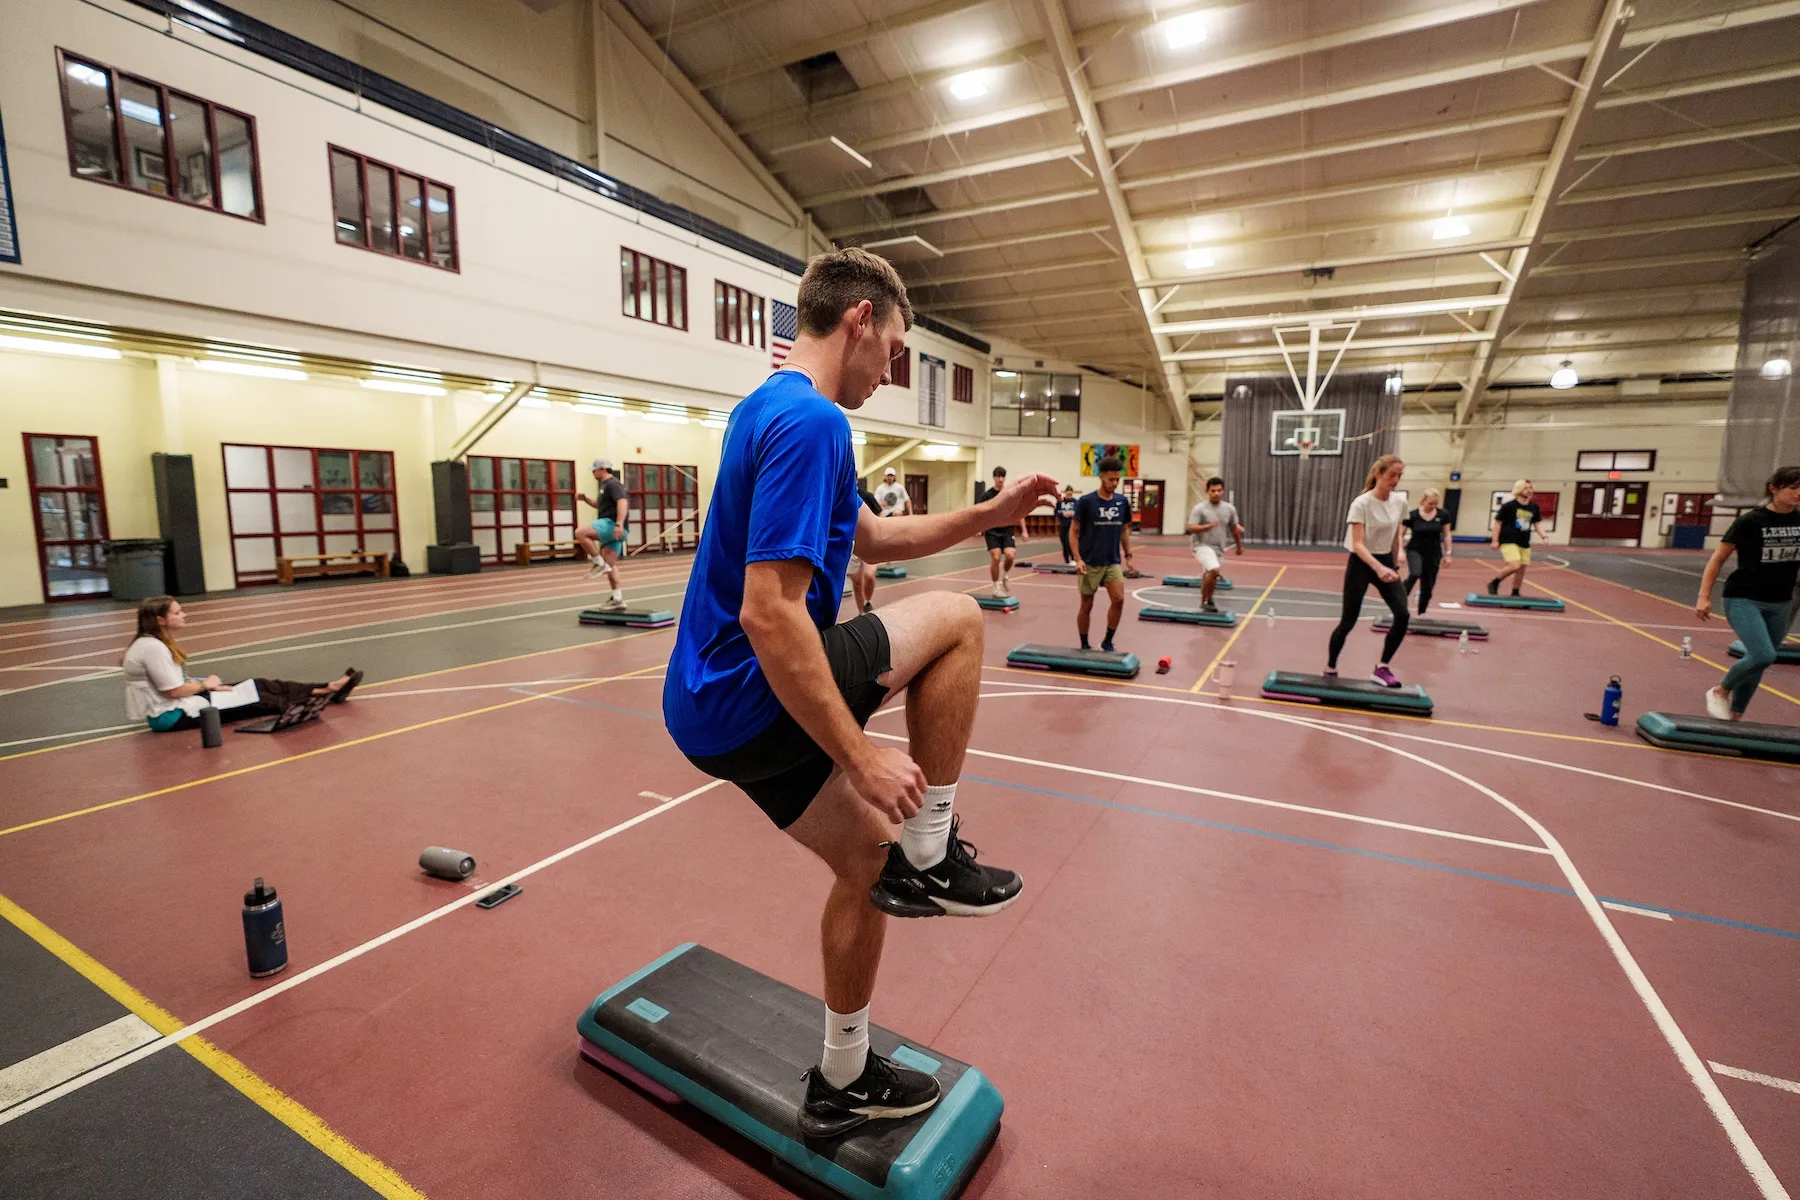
[663,371,860,757]
[1075,490,1131,564]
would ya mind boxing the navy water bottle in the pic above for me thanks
[242,878,288,978]
[1600,676,1623,727]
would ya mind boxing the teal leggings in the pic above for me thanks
[1721,597,1796,714]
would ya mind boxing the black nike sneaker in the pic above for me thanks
[798,1052,941,1138]
[1486,577,1500,595]
[1202,600,1220,614]
[869,818,1023,918]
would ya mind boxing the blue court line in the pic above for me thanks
[961,773,1800,944]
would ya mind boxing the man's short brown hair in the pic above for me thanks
[796,248,914,337]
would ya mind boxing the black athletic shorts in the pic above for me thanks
[983,530,1016,551]
[682,612,891,829]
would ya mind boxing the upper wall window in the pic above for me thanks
[715,282,766,349]
[330,147,457,271]
[622,248,688,330]
[57,51,261,221]
[953,362,974,404]
[889,345,911,388]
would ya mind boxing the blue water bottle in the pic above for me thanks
[1600,676,1622,727]
[242,878,288,978]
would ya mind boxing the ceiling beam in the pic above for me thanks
[1159,273,1505,318]
[804,144,1083,206]
[1156,295,1508,338]
[826,188,1101,239]
[923,283,1134,313]
[1617,0,1800,45]
[1561,163,1800,205]
[1139,199,1531,258]
[1454,0,1633,456]
[1510,309,1741,333]
[1542,205,1800,244]
[691,0,986,92]
[1164,332,1497,364]
[1596,60,1800,108]
[1037,0,1185,425]
[1510,281,1744,306]
[919,223,1115,259]
[908,254,1120,290]
[1131,156,1546,227]
[1572,114,1800,162]
[1530,250,1746,278]
[1146,238,1533,292]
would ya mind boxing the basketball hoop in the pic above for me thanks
[1296,437,1317,461]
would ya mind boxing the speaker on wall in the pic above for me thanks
[151,452,206,595]
[432,460,472,545]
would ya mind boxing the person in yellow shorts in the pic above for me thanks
[1487,479,1543,597]
[1071,456,1134,652]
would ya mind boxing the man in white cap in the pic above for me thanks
[576,458,630,611]
[873,468,910,517]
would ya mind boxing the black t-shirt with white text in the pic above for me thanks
[1722,506,1800,602]
[1056,497,1077,522]
[1494,499,1540,547]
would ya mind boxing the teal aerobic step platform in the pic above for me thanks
[1728,640,1800,664]
[1160,576,1233,589]
[1261,670,1433,715]
[1035,563,1078,575]
[1005,643,1140,678]
[876,566,907,578]
[579,608,675,628]
[579,945,1001,1200]
[975,595,1019,611]
[1372,617,1488,640]
[1635,712,1800,761]
[1138,606,1237,626]
[1465,593,1563,611]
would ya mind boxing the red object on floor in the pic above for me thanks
[1157,655,1172,673]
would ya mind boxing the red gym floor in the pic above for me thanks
[1,538,1796,1198]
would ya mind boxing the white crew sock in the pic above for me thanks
[610,588,623,600]
[821,1004,870,1089]
[901,782,957,869]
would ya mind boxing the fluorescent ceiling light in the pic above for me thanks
[0,333,122,360]
[1761,356,1792,379]
[488,380,513,392]
[1183,248,1214,271]
[1550,360,1578,390]
[1432,216,1471,240]
[850,433,867,445]
[994,370,1017,378]
[947,71,989,101]
[519,396,552,408]
[643,413,688,424]
[700,418,729,429]
[199,359,307,381]
[928,441,959,448]
[65,62,107,86]
[575,404,615,415]
[361,378,445,396]
[1161,12,1208,50]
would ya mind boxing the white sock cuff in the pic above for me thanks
[824,1004,870,1048]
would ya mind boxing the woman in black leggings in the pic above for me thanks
[1326,455,1411,687]
[1402,488,1453,615]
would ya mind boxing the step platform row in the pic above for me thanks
[1139,606,1237,626]
[579,608,675,629]
[1160,576,1233,590]
[1005,643,1139,678]
[1261,670,1433,716]
[579,944,1001,1200]
[876,565,907,578]
[1371,617,1488,639]
[1464,592,1563,611]
[1035,563,1078,575]
[1635,712,1800,761]
[976,594,1019,612]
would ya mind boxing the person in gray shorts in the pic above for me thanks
[1185,476,1244,613]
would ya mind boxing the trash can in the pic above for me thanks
[103,539,170,602]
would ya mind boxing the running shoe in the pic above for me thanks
[1704,687,1732,721]
[331,668,364,704]
[1510,590,1521,598]
[585,558,608,579]
[798,1052,941,1138]
[863,603,874,614]
[869,819,1023,918]
[1371,665,1403,688]
[1485,577,1500,596]
[1202,600,1220,614]
[600,596,629,612]
[992,581,1005,598]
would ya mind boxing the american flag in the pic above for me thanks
[771,299,797,367]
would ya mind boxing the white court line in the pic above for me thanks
[0,723,141,750]
[353,678,611,699]
[1629,558,1705,578]
[947,685,1789,1199]
[0,779,723,1128]
[1711,1063,1800,1097]
[0,1015,161,1111]
[1603,901,1674,922]
[864,713,1550,855]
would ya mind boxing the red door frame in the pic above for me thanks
[22,432,111,602]
[221,443,400,586]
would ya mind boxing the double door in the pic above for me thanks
[1572,482,1647,544]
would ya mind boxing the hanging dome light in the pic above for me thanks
[1761,356,1792,379]
[1384,372,1404,396]
[1550,360,1578,390]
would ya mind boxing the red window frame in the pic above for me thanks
[466,455,577,564]
[889,345,911,388]
[621,248,688,330]
[220,443,400,586]
[953,362,974,404]
[623,462,700,552]
[55,49,263,222]
[714,281,766,349]
[23,433,111,602]
[328,145,459,271]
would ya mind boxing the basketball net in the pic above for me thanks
[1296,438,1316,461]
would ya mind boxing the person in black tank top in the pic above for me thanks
[1402,488,1453,615]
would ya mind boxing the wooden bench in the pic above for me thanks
[276,550,390,585]
[513,539,585,566]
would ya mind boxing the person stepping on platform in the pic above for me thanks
[660,250,1056,1137]
[577,458,631,612]
[1486,480,1542,599]
[1694,465,1800,722]
[1325,455,1412,688]
[1184,474,1244,614]
[1072,456,1134,653]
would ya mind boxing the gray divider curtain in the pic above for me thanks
[1719,239,1797,507]
[1219,371,1403,546]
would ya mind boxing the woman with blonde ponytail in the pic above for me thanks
[1325,455,1412,687]
[121,596,360,732]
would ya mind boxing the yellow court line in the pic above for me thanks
[1529,579,1800,710]
[0,893,423,1199]
[0,659,668,840]
[0,729,145,764]
[1191,566,1286,693]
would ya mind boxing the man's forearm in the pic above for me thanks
[858,499,1013,560]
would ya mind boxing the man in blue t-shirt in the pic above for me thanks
[663,248,1058,1138]
[1071,456,1134,652]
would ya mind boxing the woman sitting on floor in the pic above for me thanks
[122,595,362,732]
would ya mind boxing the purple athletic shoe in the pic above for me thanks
[1371,665,1402,688]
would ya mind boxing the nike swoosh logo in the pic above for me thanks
[845,1091,869,1100]
[928,875,951,888]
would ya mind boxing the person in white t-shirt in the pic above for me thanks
[872,468,910,517]
[1325,455,1412,687]
[123,595,360,732]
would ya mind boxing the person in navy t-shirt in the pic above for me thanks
[1071,457,1134,652]
[662,249,1058,1138]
